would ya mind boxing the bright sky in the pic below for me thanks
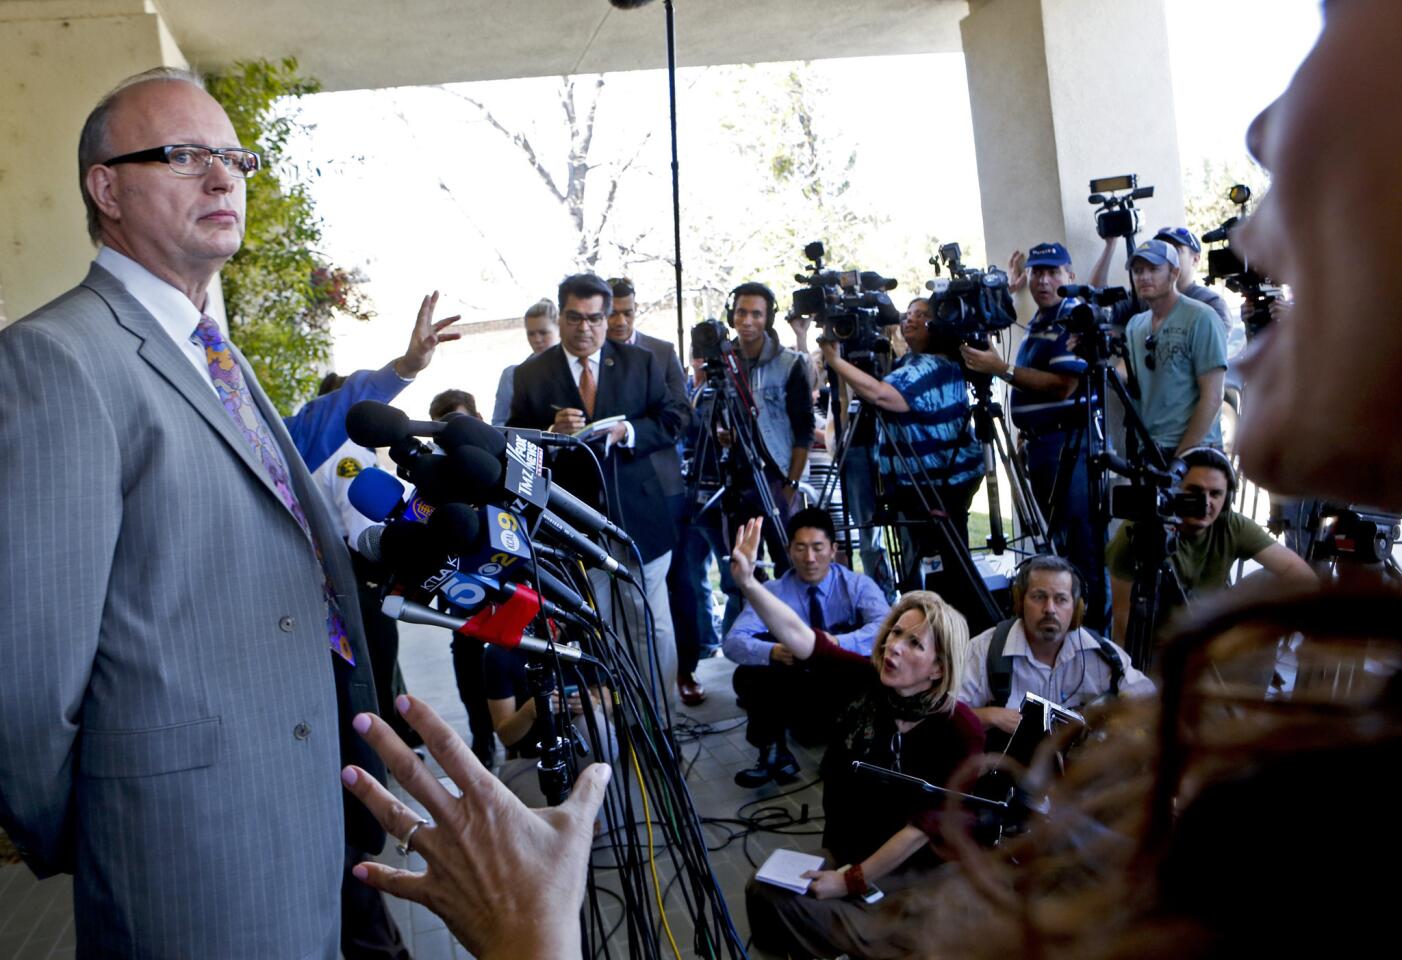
[290,0,1322,418]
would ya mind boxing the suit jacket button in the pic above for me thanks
[279,616,295,632]
[293,722,312,740]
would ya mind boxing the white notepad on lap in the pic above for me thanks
[755,849,825,894]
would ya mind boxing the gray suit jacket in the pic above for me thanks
[0,265,384,959]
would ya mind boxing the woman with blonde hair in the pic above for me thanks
[725,518,984,958]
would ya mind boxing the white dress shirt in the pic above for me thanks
[564,347,634,448]
[960,620,1155,711]
[95,246,218,397]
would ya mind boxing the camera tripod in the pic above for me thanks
[965,365,1053,557]
[1055,316,1188,668]
[685,345,791,568]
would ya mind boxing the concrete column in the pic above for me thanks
[960,0,1185,290]
[0,0,188,326]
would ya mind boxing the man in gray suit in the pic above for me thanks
[0,68,422,959]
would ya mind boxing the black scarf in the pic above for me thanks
[841,683,949,758]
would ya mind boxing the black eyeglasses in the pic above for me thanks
[101,144,262,179]
[561,309,606,327]
[1144,334,1158,371]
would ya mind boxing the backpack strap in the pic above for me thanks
[986,618,1018,707]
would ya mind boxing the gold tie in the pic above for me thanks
[578,356,596,418]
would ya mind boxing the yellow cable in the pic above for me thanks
[629,745,683,960]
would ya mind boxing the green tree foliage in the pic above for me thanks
[207,58,373,414]
[1183,156,1270,242]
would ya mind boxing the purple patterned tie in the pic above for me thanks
[193,315,355,665]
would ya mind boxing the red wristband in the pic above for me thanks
[844,863,866,897]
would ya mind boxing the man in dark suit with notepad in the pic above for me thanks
[508,273,690,709]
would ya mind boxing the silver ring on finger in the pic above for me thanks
[396,817,431,857]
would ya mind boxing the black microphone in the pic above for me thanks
[454,440,633,546]
[449,446,636,582]
[381,596,587,660]
[1201,217,1239,244]
[608,0,657,7]
[346,400,447,447]
[428,503,600,618]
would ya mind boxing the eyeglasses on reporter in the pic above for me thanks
[101,143,262,179]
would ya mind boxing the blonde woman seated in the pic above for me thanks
[727,518,983,959]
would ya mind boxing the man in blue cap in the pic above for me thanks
[1120,239,1227,460]
[961,242,1107,628]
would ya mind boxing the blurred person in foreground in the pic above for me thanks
[337,4,1402,954]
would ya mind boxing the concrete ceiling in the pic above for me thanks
[152,0,969,92]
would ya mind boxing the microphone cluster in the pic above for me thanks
[344,400,632,654]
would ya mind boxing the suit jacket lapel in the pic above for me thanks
[82,265,294,519]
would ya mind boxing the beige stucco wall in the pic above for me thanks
[962,0,1185,283]
[0,0,187,326]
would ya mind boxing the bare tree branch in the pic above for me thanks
[442,88,566,206]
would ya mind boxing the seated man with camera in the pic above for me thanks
[821,298,984,591]
[960,555,1153,744]
[724,508,891,787]
[960,242,1108,628]
[1106,447,1315,643]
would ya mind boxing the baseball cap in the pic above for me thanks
[1026,242,1072,268]
[1153,226,1201,254]
[1128,239,1181,269]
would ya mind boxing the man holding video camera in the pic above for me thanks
[1119,240,1227,459]
[1105,447,1314,644]
[960,242,1108,628]
[822,298,983,591]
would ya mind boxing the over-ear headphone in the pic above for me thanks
[1178,446,1238,500]
[1011,555,1085,630]
[724,282,777,331]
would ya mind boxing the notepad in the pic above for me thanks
[754,849,825,894]
[572,414,626,438]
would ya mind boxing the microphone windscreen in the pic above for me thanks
[408,455,458,507]
[347,467,406,522]
[355,525,384,562]
[428,502,485,554]
[377,520,438,575]
[439,413,507,457]
[447,445,506,498]
[347,401,410,448]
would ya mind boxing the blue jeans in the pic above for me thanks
[1024,432,1109,631]
[685,521,741,650]
[840,443,896,600]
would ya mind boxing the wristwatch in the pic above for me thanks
[1000,363,1016,384]
[783,478,799,491]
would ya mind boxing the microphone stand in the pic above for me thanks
[664,0,685,358]
[525,659,576,806]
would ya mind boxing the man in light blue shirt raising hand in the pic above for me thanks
[724,508,891,787]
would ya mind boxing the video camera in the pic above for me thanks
[1089,174,1155,240]
[924,242,1016,347]
[1202,184,1284,339]
[690,316,733,366]
[791,240,898,361]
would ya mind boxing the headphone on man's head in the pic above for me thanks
[1178,445,1238,500]
[724,282,777,331]
[1011,555,1086,630]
